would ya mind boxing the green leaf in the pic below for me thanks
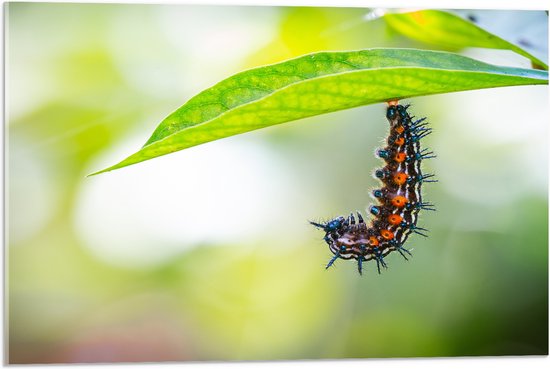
[90,48,548,175]
[384,10,548,70]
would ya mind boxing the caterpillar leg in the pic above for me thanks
[325,252,340,269]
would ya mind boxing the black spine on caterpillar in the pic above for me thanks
[310,103,436,275]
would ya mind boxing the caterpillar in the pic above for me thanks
[310,102,436,275]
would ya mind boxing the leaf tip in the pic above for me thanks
[86,167,112,177]
[87,160,128,177]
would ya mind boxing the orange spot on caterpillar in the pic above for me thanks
[387,100,399,106]
[394,172,408,185]
[388,214,403,225]
[369,236,379,246]
[395,125,405,134]
[391,196,408,208]
[394,137,405,146]
[394,152,407,163]
[380,229,394,240]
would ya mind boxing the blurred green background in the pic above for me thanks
[5,3,548,364]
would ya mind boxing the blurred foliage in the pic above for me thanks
[5,3,548,364]
[384,10,548,69]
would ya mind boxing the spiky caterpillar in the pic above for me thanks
[311,103,436,275]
